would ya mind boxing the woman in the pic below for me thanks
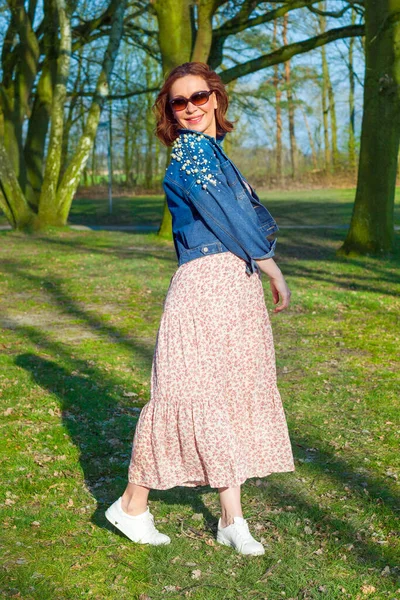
[105,62,295,556]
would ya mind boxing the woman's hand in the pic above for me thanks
[269,273,291,313]
[255,257,291,313]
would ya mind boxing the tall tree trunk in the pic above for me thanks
[301,105,318,169]
[38,0,72,224]
[0,140,37,229]
[192,0,214,62]
[318,6,331,172]
[24,0,58,207]
[273,19,283,184]
[2,0,40,187]
[91,137,97,186]
[283,14,297,178]
[54,0,127,224]
[348,7,357,172]
[327,72,339,170]
[153,0,193,237]
[339,0,400,256]
[144,53,154,189]
[60,47,84,184]
[24,60,56,207]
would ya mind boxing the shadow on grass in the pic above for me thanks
[2,231,399,591]
[8,306,398,587]
[21,232,177,265]
[14,342,400,585]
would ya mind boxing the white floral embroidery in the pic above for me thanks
[170,133,218,190]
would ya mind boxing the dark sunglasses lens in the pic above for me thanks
[192,91,211,106]
[170,98,187,111]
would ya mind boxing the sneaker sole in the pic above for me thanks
[216,534,265,556]
[105,504,171,546]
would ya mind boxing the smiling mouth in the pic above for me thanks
[186,114,203,123]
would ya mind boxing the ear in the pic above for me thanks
[213,92,218,110]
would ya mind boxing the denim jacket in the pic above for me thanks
[162,128,279,276]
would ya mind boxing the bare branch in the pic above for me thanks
[219,22,365,84]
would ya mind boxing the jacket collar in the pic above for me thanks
[176,127,226,146]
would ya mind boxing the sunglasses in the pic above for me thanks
[169,89,214,112]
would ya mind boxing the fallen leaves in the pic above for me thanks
[360,584,376,595]
[191,569,202,580]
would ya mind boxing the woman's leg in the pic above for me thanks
[218,485,243,527]
[121,483,150,516]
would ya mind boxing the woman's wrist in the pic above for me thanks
[255,257,282,279]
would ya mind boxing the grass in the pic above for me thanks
[0,195,399,600]
[1,187,399,228]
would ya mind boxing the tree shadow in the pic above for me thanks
[2,239,399,590]
[21,232,177,264]
[14,337,399,585]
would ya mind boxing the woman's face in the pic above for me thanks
[169,75,218,138]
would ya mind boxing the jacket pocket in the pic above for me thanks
[253,204,278,232]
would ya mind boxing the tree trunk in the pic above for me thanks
[318,6,331,172]
[348,7,357,172]
[55,0,127,223]
[24,60,56,207]
[327,71,339,170]
[301,105,318,169]
[2,1,40,187]
[24,0,58,207]
[273,19,283,184]
[38,0,72,225]
[0,139,37,229]
[283,15,297,178]
[339,0,400,256]
[153,0,193,238]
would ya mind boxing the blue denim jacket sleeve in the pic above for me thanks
[164,133,277,262]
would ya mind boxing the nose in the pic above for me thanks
[185,101,198,114]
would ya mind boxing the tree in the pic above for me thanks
[339,0,400,256]
[0,0,127,229]
[283,14,298,179]
[0,0,364,233]
[151,0,364,236]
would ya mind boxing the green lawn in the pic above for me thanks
[0,198,399,599]
[1,187,399,228]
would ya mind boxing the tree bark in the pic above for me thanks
[318,5,339,170]
[55,0,127,223]
[153,0,193,238]
[301,105,318,169]
[2,0,40,186]
[38,0,72,224]
[283,14,297,178]
[273,19,283,184]
[339,0,400,256]
[348,7,357,172]
[319,11,331,172]
[0,139,36,229]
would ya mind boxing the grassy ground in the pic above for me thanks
[0,195,399,600]
[1,187,399,228]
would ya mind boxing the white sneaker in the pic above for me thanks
[105,497,171,545]
[216,516,265,556]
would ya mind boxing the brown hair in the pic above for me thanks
[153,62,235,147]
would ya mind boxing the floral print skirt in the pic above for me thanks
[128,251,295,489]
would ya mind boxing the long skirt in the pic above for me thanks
[127,251,295,489]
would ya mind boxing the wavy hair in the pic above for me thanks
[153,62,235,147]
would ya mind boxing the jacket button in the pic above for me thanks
[203,247,209,252]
